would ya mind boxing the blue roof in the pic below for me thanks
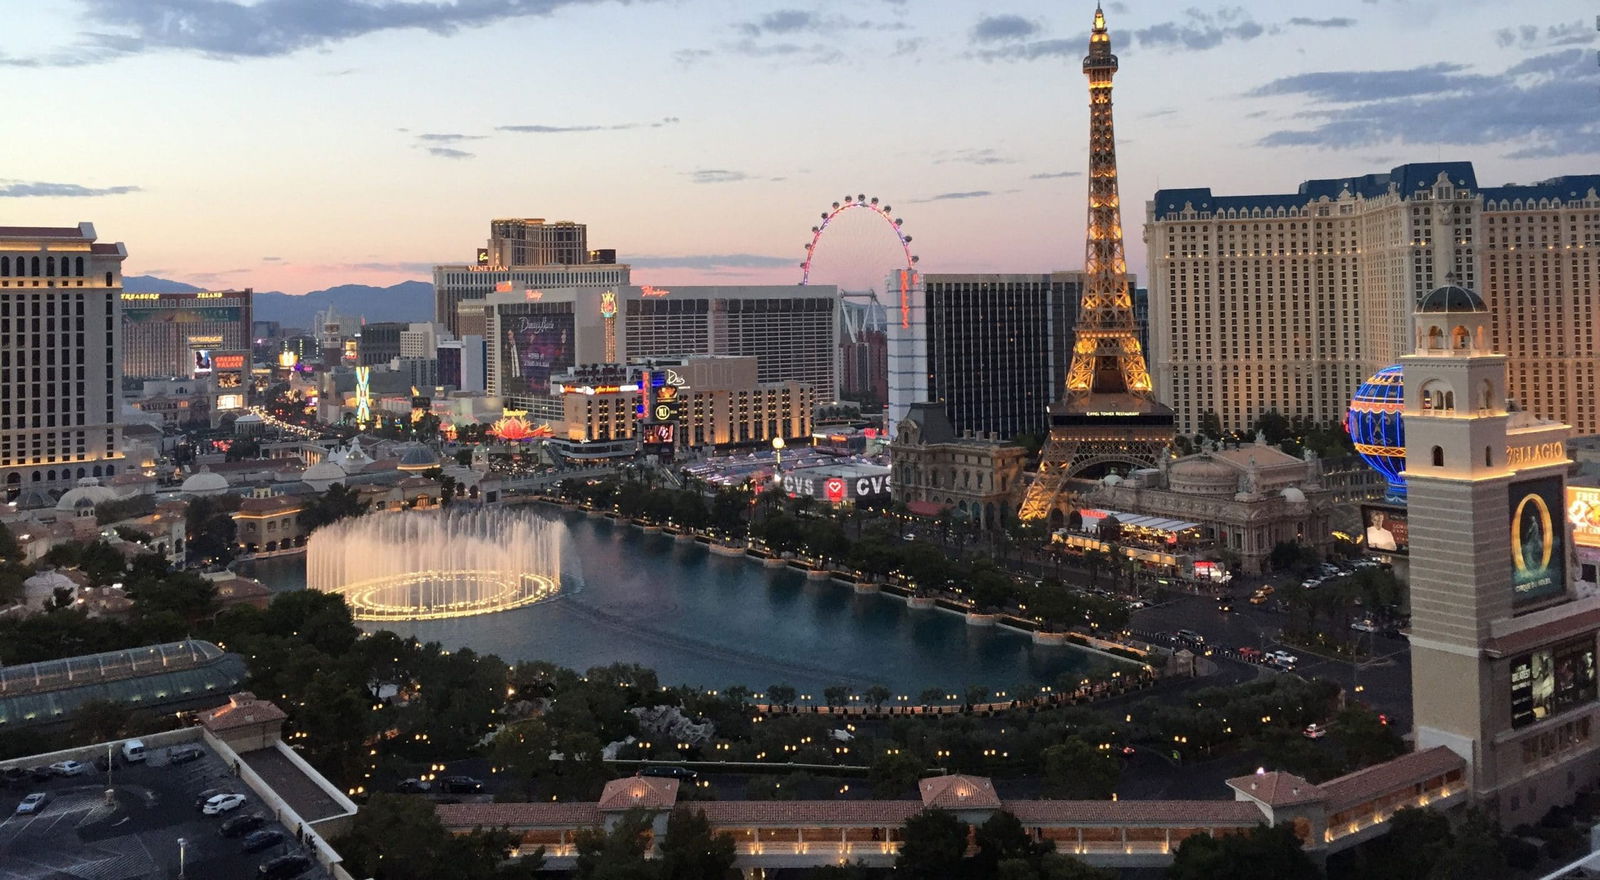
[1152,162,1479,217]
[1481,175,1600,205]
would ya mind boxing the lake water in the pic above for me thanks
[242,508,1114,698]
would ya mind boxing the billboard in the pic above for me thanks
[1360,504,1409,555]
[1569,487,1600,548]
[1511,638,1598,728]
[642,424,675,446]
[1511,476,1568,608]
[123,306,243,325]
[500,311,574,395]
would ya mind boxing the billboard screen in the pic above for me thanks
[1360,504,1409,555]
[1569,487,1600,549]
[1511,638,1598,728]
[642,424,674,446]
[1511,475,1568,608]
[123,306,243,324]
[500,311,574,395]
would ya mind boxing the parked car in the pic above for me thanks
[1303,723,1329,740]
[395,778,432,793]
[169,746,204,765]
[1174,629,1206,645]
[28,767,53,783]
[639,765,699,782]
[49,760,88,777]
[221,813,267,838]
[196,787,231,810]
[438,776,483,794]
[1351,619,1379,633]
[257,853,313,879]
[243,829,287,853]
[1266,650,1299,668]
[14,793,48,815]
[203,793,247,815]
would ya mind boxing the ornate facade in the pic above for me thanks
[1081,435,1333,574]
[891,402,1028,531]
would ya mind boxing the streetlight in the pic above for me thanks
[772,436,785,476]
[177,838,188,878]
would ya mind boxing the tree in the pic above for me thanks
[864,684,892,711]
[185,495,239,564]
[1425,809,1506,880]
[868,751,924,797]
[71,699,130,744]
[823,685,853,708]
[1042,738,1119,799]
[335,793,540,880]
[0,521,20,562]
[1352,807,1454,880]
[658,807,737,880]
[573,809,657,880]
[895,809,970,880]
[1038,854,1119,880]
[1167,824,1320,880]
[1198,410,1224,442]
[768,684,798,708]
[299,483,370,532]
[973,811,1053,879]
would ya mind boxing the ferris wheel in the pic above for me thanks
[800,194,920,339]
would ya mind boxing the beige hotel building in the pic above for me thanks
[1145,164,1600,436]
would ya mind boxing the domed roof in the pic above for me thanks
[23,570,75,600]
[54,477,119,512]
[180,468,230,496]
[1167,455,1238,496]
[1418,283,1486,314]
[1281,487,1307,503]
[235,412,264,423]
[302,459,348,485]
[396,443,441,473]
[1101,473,1123,486]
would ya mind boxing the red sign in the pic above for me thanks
[824,478,847,503]
[213,354,246,370]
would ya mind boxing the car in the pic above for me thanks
[1351,619,1379,633]
[1266,650,1299,667]
[169,746,204,765]
[28,767,53,783]
[14,793,48,815]
[257,853,313,879]
[395,778,432,793]
[639,765,699,782]
[221,813,268,837]
[196,787,231,810]
[1255,585,1276,597]
[438,776,484,794]
[243,829,286,853]
[1301,578,1323,589]
[1303,723,1329,740]
[1237,647,1263,661]
[203,793,248,815]
[1174,629,1206,645]
[49,760,88,777]
[1216,599,1233,613]
[1249,593,1270,606]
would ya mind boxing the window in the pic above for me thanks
[1432,446,1445,467]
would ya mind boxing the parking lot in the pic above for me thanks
[0,740,326,880]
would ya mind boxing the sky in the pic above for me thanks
[1,0,1596,295]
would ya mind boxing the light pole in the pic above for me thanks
[177,837,187,879]
[771,436,785,475]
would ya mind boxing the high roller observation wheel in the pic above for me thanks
[799,193,919,287]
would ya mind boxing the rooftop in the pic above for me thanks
[0,641,249,731]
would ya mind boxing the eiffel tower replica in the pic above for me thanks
[1018,4,1174,522]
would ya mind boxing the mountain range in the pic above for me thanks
[122,275,434,329]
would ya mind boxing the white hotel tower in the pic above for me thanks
[0,223,128,503]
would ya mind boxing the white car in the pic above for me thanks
[1351,619,1379,633]
[1266,650,1299,667]
[1303,723,1329,740]
[202,793,247,815]
[49,760,88,777]
[14,793,48,815]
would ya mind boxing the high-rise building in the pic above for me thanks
[119,288,253,380]
[1480,177,1600,434]
[1401,282,1596,827]
[436,335,485,392]
[1019,7,1173,522]
[1146,165,1600,437]
[434,219,628,337]
[0,223,128,502]
[484,284,839,412]
[356,322,406,366]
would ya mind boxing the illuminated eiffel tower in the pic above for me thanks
[1018,4,1174,523]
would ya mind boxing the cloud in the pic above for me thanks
[686,169,750,184]
[627,253,794,269]
[262,256,282,262]
[1497,21,1596,49]
[914,191,993,203]
[1133,7,1264,52]
[1254,50,1600,159]
[971,14,1038,43]
[425,147,474,159]
[0,180,141,197]
[1029,171,1081,180]
[673,48,712,65]
[740,9,819,36]
[416,133,484,143]
[973,37,1080,62]
[10,0,667,64]
[498,117,678,134]
[1287,17,1356,28]
[936,148,1013,167]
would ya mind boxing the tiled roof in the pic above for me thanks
[199,691,288,732]
[1318,747,1464,811]
[1006,800,1266,826]
[698,801,924,826]
[1153,162,1479,218]
[920,774,1002,810]
[437,802,603,830]
[1225,770,1323,808]
[1482,175,1600,205]
[597,777,678,810]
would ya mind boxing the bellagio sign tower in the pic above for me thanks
[1019,5,1175,522]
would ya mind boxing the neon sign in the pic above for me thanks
[524,289,544,300]
[600,290,618,318]
[641,285,670,298]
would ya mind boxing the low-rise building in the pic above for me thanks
[890,402,1029,530]
[232,493,307,554]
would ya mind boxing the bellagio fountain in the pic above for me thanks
[306,508,566,621]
